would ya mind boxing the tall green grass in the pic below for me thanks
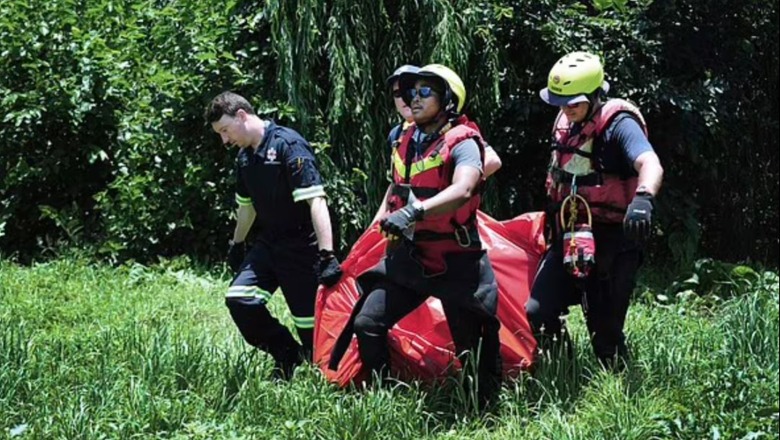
[1,259,778,439]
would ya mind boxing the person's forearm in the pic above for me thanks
[308,196,334,250]
[634,151,664,196]
[233,204,256,242]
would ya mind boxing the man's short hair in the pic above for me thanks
[204,91,256,123]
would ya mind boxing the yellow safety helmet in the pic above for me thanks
[399,63,467,113]
[539,51,610,106]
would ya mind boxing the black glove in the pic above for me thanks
[380,203,424,240]
[623,192,655,241]
[316,249,342,287]
[227,240,246,273]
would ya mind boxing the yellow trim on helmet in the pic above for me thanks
[547,52,605,96]
[417,64,467,113]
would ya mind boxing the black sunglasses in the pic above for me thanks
[406,86,436,100]
[392,89,403,98]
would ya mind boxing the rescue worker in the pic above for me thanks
[205,91,343,379]
[371,65,503,225]
[526,52,664,370]
[346,64,502,405]
[385,64,420,153]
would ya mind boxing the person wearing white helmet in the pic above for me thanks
[386,64,419,145]
[527,51,664,370]
[369,65,421,225]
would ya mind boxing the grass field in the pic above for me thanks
[1,257,778,439]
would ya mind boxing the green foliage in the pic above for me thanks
[1,0,777,266]
[0,0,250,262]
[664,258,771,300]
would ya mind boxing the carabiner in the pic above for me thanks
[454,225,472,248]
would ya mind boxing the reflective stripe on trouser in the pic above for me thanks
[225,287,314,329]
[291,315,314,359]
[226,233,318,359]
[226,285,273,303]
[291,315,314,330]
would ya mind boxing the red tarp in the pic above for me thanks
[314,211,546,387]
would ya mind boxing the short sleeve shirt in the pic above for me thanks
[570,113,654,177]
[235,121,326,233]
[410,128,483,173]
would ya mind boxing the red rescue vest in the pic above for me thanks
[546,99,648,224]
[387,116,485,274]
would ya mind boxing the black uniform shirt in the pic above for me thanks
[235,121,326,235]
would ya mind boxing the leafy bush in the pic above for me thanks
[650,258,779,313]
[1,0,777,266]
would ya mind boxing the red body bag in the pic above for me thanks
[313,211,546,387]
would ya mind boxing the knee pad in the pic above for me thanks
[353,314,385,337]
[524,298,543,322]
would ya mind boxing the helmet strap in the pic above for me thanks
[585,91,604,121]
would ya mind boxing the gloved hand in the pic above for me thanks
[316,249,342,287]
[379,203,424,240]
[228,240,246,273]
[623,192,655,241]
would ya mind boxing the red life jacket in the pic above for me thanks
[387,115,485,275]
[545,99,648,224]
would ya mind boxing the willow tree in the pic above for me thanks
[262,0,504,241]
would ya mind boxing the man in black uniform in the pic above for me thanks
[205,91,342,379]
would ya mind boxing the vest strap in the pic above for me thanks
[550,168,603,187]
[552,144,596,159]
[390,185,440,201]
[413,226,481,249]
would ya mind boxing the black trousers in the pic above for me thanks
[526,224,642,366]
[225,232,318,362]
[353,246,501,389]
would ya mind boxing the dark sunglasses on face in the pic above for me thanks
[563,102,584,109]
[392,89,403,98]
[407,86,436,100]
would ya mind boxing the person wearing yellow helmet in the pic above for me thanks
[349,63,502,406]
[540,51,610,111]
[527,51,664,371]
[397,64,501,176]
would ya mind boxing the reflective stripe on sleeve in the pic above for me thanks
[236,194,253,206]
[292,185,326,202]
